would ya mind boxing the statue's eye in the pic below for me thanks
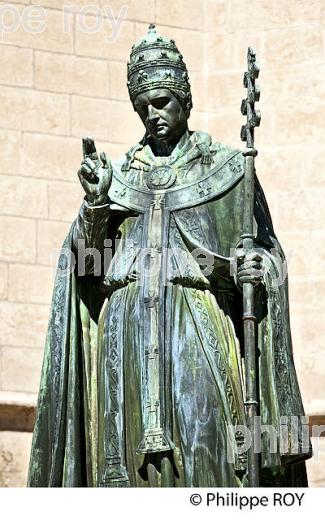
[152,97,170,109]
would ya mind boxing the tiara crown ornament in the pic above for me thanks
[127,23,192,109]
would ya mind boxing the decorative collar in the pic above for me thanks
[121,130,214,173]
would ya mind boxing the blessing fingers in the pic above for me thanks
[79,158,96,181]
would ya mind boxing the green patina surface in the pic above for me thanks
[27,25,311,488]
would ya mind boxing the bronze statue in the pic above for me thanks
[28,24,312,487]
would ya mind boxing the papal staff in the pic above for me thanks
[240,47,261,487]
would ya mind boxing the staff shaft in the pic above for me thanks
[242,152,259,487]
[240,45,261,486]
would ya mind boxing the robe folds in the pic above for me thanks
[28,131,312,487]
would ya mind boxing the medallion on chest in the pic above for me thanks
[144,161,177,190]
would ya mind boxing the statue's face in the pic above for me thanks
[134,88,188,142]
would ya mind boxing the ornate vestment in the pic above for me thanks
[28,130,311,487]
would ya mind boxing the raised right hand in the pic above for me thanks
[78,136,112,206]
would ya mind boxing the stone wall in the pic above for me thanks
[0,0,324,486]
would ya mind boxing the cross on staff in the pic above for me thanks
[240,46,261,488]
[241,47,261,149]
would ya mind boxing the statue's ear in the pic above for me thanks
[184,92,192,118]
[185,102,191,116]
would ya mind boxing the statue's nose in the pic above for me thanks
[147,105,159,121]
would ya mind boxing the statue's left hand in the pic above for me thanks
[236,250,264,287]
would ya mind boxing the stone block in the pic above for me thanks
[205,30,237,72]
[291,311,325,362]
[0,45,33,87]
[1,6,73,53]
[229,0,284,30]
[283,0,325,24]
[47,180,84,222]
[189,72,207,114]
[0,86,69,135]
[71,95,143,144]
[109,60,129,101]
[0,217,36,264]
[0,263,8,300]
[31,0,100,7]
[101,0,155,23]
[33,0,154,22]
[257,147,304,194]
[204,0,227,31]
[156,0,204,30]
[0,431,32,487]
[206,111,243,149]
[0,175,47,219]
[307,437,325,487]
[302,145,325,189]
[0,130,21,175]
[75,17,135,61]
[0,302,49,349]
[264,26,323,68]
[263,65,325,109]
[288,277,325,314]
[275,188,325,232]
[103,141,128,160]
[37,220,71,266]
[21,134,127,185]
[274,105,325,145]
[189,111,208,133]
[1,347,43,394]
[279,230,325,278]
[22,133,82,182]
[8,264,54,305]
[299,348,325,405]
[206,72,243,112]
[35,51,109,98]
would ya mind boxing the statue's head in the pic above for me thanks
[127,24,192,143]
